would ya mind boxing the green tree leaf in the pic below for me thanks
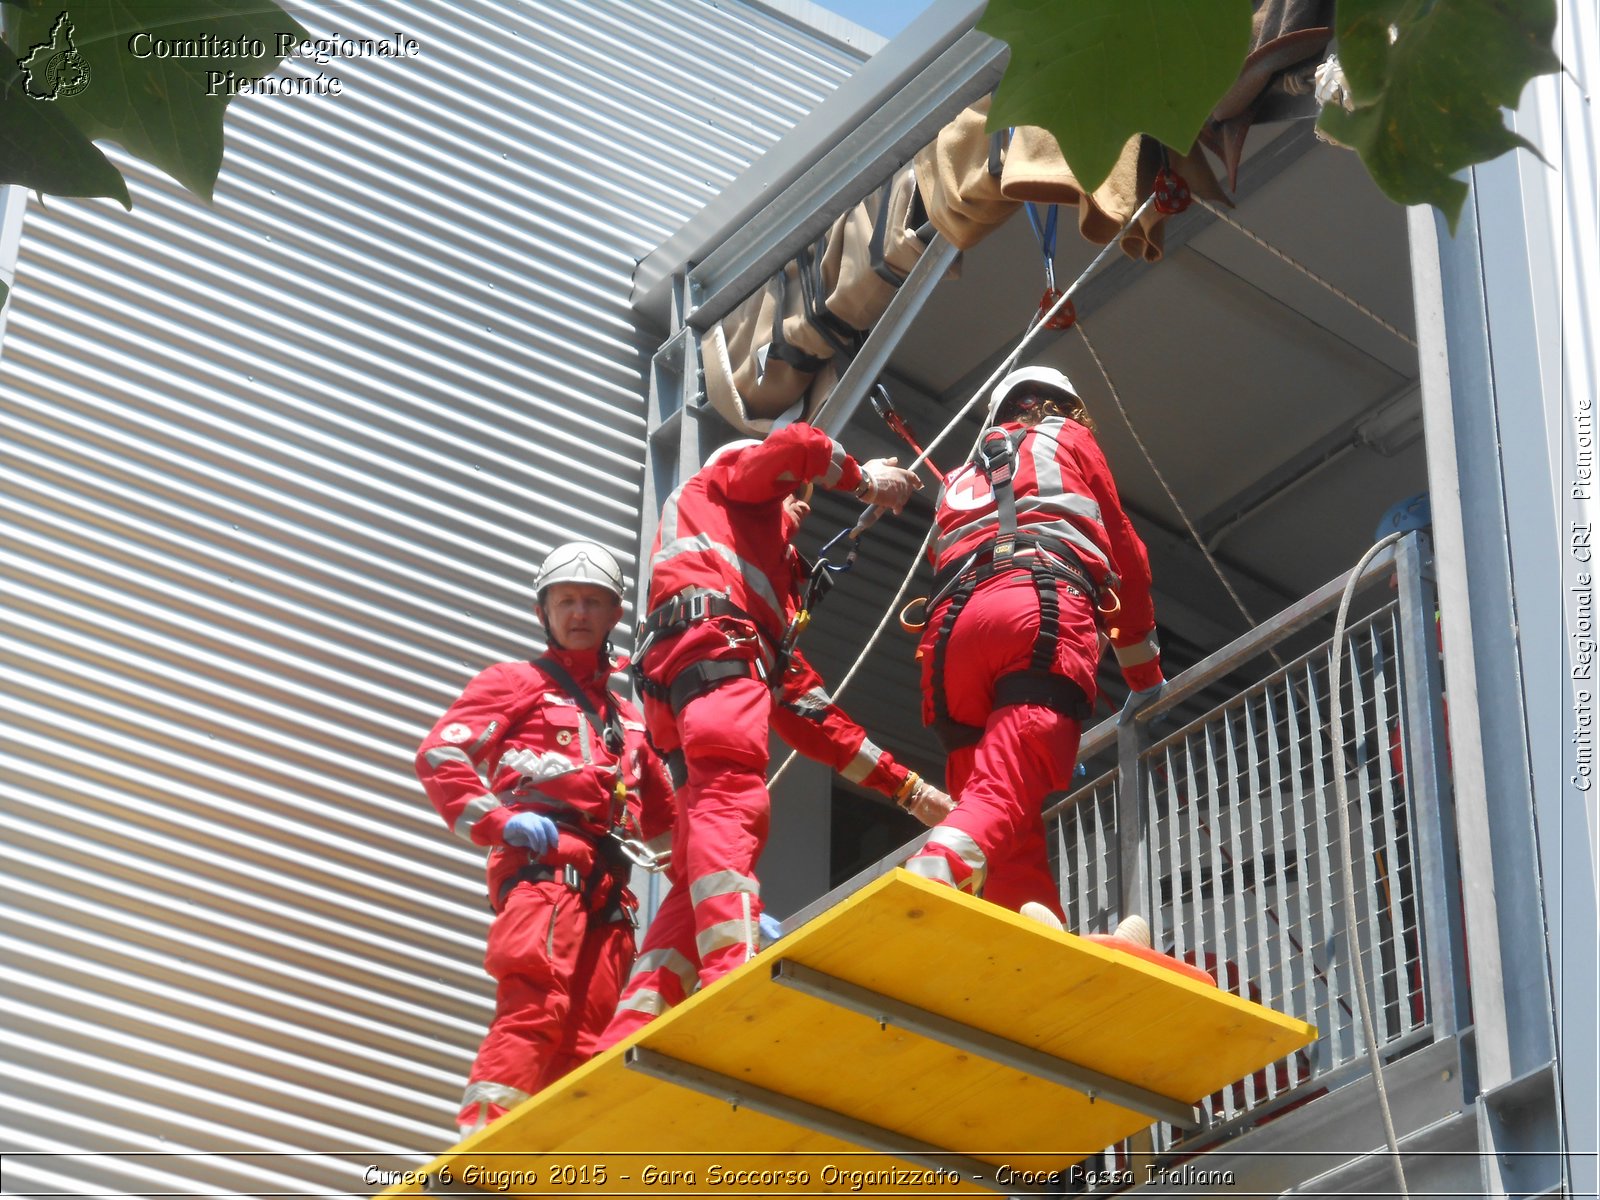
[978,0,1254,193]
[1317,0,1559,230]
[7,0,307,201]
[0,34,130,206]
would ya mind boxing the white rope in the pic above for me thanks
[766,198,1159,794]
[1194,199,1418,349]
[1329,531,1411,1199]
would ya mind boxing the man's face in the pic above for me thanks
[540,583,622,651]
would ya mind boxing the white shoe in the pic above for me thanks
[1020,901,1064,931]
[1114,913,1152,947]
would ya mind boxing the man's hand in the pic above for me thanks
[503,811,559,857]
[857,457,922,514]
[906,780,954,827]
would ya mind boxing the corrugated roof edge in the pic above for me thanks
[630,0,985,326]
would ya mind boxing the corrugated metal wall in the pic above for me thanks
[0,2,865,1193]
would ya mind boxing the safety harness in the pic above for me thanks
[496,655,647,921]
[927,427,1097,752]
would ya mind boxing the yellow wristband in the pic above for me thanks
[894,771,921,807]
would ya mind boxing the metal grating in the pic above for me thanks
[0,1,866,1193]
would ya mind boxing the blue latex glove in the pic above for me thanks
[758,912,784,946]
[503,811,559,857]
[1119,683,1166,727]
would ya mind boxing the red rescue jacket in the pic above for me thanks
[645,424,864,652]
[416,646,674,895]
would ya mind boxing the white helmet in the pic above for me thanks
[988,365,1080,422]
[534,541,625,603]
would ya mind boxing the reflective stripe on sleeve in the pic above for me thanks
[424,746,473,769]
[613,989,672,1017]
[652,533,784,620]
[1114,631,1161,668]
[452,793,500,841]
[928,826,987,870]
[842,737,885,783]
[821,439,847,488]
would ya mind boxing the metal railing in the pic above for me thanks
[1054,531,1462,1143]
[793,531,1466,1146]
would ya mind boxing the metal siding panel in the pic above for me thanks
[0,0,860,1191]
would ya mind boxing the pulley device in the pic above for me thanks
[1026,202,1077,331]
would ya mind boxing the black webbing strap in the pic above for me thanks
[928,573,978,740]
[798,240,862,358]
[765,269,830,374]
[977,427,1021,567]
[869,179,905,287]
[638,658,758,716]
[1030,555,1059,673]
[534,655,624,757]
[639,592,759,644]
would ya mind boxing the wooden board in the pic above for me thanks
[383,870,1316,1196]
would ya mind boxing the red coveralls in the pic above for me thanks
[906,414,1162,916]
[598,426,913,1048]
[415,645,672,1128]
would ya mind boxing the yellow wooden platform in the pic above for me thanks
[384,870,1315,1196]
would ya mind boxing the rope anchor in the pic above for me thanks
[1152,166,1192,214]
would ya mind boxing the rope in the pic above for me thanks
[1194,199,1418,349]
[1328,531,1411,1198]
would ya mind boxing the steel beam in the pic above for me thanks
[814,234,962,437]
[623,1045,1003,1192]
[684,29,1006,329]
[769,959,1201,1130]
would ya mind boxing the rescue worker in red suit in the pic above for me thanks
[415,542,673,1138]
[905,367,1164,923]
[597,426,953,1047]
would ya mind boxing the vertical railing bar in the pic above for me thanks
[1347,619,1387,1049]
[1283,662,1317,1082]
[1305,655,1348,1063]
[1394,531,1465,1040]
[1164,744,1185,965]
[1245,691,1278,1099]
[1370,613,1413,1039]
[1183,734,1212,1119]
[1147,749,1166,953]
[1225,703,1257,1108]
[1201,723,1237,1123]
[1263,684,1293,1077]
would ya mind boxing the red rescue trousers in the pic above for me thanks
[600,658,774,1050]
[909,571,1097,918]
[459,834,635,1126]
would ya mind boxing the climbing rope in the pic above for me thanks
[1194,199,1418,349]
[1328,531,1411,1199]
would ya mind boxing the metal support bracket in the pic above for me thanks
[623,1045,1004,1193]
[769,959,1201,1130]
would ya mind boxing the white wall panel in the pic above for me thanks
[0,1,865,1192]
